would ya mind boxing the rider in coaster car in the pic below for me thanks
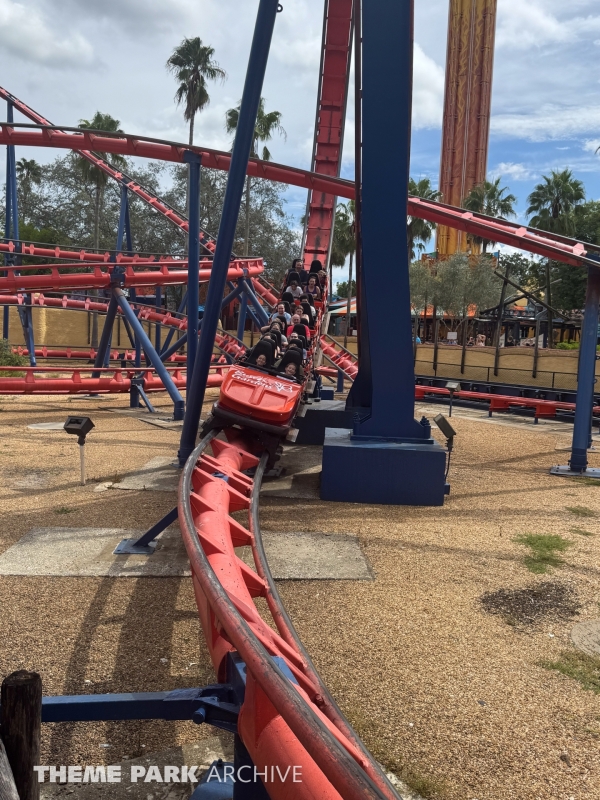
[286,314,310,342]
[306,274,322,300]
[270,302,291,324]
[301,302,316,328]
[276,348,304,380]
[246,339,274,369]
[287,337,306,360]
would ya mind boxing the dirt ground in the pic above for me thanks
[0,391,599,800]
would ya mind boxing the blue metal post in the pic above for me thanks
[241,278,269,326]
[160,289,188,356]
[155,286,162,352]
[236,284,248,342]
[320,0,448,505]
[114,288,184,420]
[570,264,600,472]
[129,288,142,368]
[337,370,345,393]
[116,184,130,254]
[178,0,280,466]
[184,152,202,396]
[346,0,426,440]
[92,296,119,377]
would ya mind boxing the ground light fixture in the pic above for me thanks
[433,413,456,479]
[445,380,461,417]
[63,416,94,485]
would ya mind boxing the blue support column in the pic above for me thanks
[129,288,142,368]
[184,152,202,396]
[160,290,188,356]
[236,284,248,342]
[155,287,162,352]
[178,0,280,466]
[320,0,447,505]
[551,259,600,478]
[92,296,119,377]
[241,278,269,326]
[114,288,184,420]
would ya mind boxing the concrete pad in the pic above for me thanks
[112,456,180,492]
[27,421,66,431]
[240,531,372,580]
[40,735,234,800]
[260,444,322,500]
[571,619,600,656]
[106,407,184,429]
[0,527,191,577]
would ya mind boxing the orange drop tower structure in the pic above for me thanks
[436,0,498,257]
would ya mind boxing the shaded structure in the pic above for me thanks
[437,0,497,256]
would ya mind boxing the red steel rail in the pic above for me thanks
[0,122,598,267]
[302,0,353,269]
[179,433,397,800]
[0,259,263,292]
[0,365,224,395]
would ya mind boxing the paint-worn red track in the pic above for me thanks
[179,433,397,800]
[0,365,224,395]
[1,122,598,267]
[302,0,353,268]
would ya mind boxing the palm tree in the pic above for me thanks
[166,37,226,146]
[16,158,42,225]
[526,169,585,236]
[527,169,585,348]
[407,177,442,259]
[225,98,286,256]
[331,201,356,346]
[78,113,126,347]
[463,177,516,252]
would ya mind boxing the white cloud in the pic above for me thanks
[491,162,536,182]
[583,139,600,153]
[496,0,600,50]
[492,104,600,141]
[412,44,444,129]
[0,0,95,67]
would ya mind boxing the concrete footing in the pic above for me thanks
[321,427,448,505]
[294,400,353,445]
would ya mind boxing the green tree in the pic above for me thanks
[225,97,286,256]
[526,169,585,236]
[435,254,501,329]
[463,177,516,252]
[166,37,226,146]
[330,201,355,344]
[407,177,441,259]
[336,280,356,297]
[77,113,127,346]
[16,158,42,225]
[527,170,587,323]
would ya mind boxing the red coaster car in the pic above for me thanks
[213,365,303,435]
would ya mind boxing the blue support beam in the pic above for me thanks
[160,289,188,356]
[35,684,240,732]
[114,288,184,420]
[241,278,269,327]
[551,258,600,478]
[184,152,202,396]
[178,0,280,466]
[321,0,447,505]
[92,295,119,377]
[155,286,162,352]
[236,283,248,342]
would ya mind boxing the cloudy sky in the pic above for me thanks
[2,0,600,268]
